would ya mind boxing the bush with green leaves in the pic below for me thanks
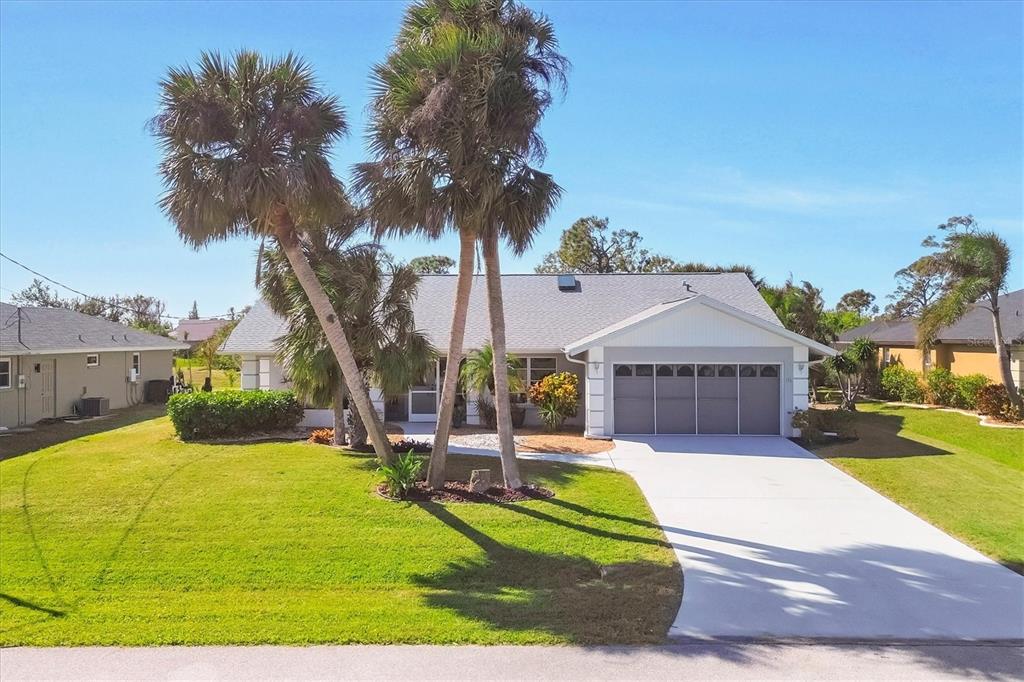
[791,408,857,444]
[528,371,580,430]
[953,374,989,410]
[378,450,424,499]
[167,390,304,441]
[925,368,958,406]
[880,364,925,403]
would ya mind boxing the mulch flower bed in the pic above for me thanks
[377,480,554,504]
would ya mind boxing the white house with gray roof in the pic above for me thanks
[0,303,186,428]
[222,273,836,437]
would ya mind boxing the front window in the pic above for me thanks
[86,354,100,368]
[132,353,141,374]
[0,358,10,389]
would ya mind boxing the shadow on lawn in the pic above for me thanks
[0,404,167,461]
[814,410,950,460]
[412,501,681,645]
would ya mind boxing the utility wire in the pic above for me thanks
[0,251,238,322]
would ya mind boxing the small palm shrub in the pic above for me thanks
[880,364,925,403]
[953,374,989,410]
[528,371,580,431]
[167,390,304,441]
[379,450,424,499]
[925,368,958,406]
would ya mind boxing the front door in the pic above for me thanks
[408,360,439,422]
[39,359,55,418]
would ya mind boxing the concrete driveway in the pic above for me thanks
[610,436,1024,641]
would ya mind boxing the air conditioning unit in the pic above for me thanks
[129,369,139,383]
[79,397,109,417]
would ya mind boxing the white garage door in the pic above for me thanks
[613,363,780,435]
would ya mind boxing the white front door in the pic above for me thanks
[408,360,440,422]
[40,359,55,418]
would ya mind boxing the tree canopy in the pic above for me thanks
[836,289,877,316]
[10,278,171,335]
[408,255,456,275]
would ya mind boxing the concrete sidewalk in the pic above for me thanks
[2,643,1022,681]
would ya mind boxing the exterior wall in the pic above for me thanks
[941,344,1003,383]
[883,346,936,374]
[598,346,801,437]
[1011,348,1024,389]
[0,350,175,428]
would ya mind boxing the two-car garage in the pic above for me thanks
[612,363,782,435]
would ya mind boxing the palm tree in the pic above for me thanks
[151,51,394,464]
[460,344,523,427]
[259,228,435,447]
[919,216,1020,410]
[356,0,567,489]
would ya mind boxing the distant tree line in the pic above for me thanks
[9,278,172,336]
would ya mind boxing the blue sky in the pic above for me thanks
[1,0,1021,320]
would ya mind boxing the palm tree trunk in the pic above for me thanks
[481,231,522,489]
[426,231,477,489]
[989,297,1022,409]
[272,211,394,465]
[332,380,347,446]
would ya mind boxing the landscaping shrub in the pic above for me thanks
[308,428,334,445]
[528,371,580,430]
[925,368,958,406]
[880,364,925,403]
[975,384,1023,423]
[378,450,424,499]
[792,409,858,445]
[953,374,989,410]
[167,390,304,441]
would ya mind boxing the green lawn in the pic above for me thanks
[811,403,1024,572]
[0,418,680,646]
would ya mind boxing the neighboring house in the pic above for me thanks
[0,303,187,428]
[170,318,231,351]
[837,288,1024,385]
[223,273,835,437]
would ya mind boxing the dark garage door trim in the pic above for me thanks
[612,363,782,436]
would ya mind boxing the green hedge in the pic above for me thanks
[880,364,925,403]
[167,390,304,441]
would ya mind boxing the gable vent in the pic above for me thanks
[557,274,577,291]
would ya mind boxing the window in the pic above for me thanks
[516,357,558,391]
[676,364,695,377]
[698,364,716,377]
[615,365,633,377]
[656,364,674,377]
[760,365,779,377]
[717,364,736,377]
[132,353,141,374]
[0,358,10,389]
[739,365,757,377]
[86,354,100,368]
[634,364,654,377]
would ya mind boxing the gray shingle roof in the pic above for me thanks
[170,318,231,343]
[837,288,1024,346]
[223,272,781,354]
[0,302,187,355]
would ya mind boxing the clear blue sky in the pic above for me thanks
[1,0,1021,319]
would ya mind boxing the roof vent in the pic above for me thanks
[557,274,577,291]
[683,281,694,293]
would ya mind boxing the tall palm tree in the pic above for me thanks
[260,230,436,447]
[151,51,394,463]
[355,0,567,489]
[919,216,1020,410]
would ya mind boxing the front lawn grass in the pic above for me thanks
[811,402,1024,572]
[0,418,679,646]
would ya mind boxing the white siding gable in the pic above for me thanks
[603,301,797,349]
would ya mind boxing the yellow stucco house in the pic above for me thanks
[837,288,1024,386]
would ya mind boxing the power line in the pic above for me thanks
[0,251,237,322]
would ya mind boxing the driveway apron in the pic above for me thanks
[609,436,1024,641]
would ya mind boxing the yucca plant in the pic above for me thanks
[379,450,424,499]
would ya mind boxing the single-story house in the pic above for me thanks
[0,302,187,428]
[170,317,231,351]
[223,273,835,438]
[837,288,1024,385]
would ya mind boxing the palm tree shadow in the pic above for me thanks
[412,501,681,644]
[815,411,950,459]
